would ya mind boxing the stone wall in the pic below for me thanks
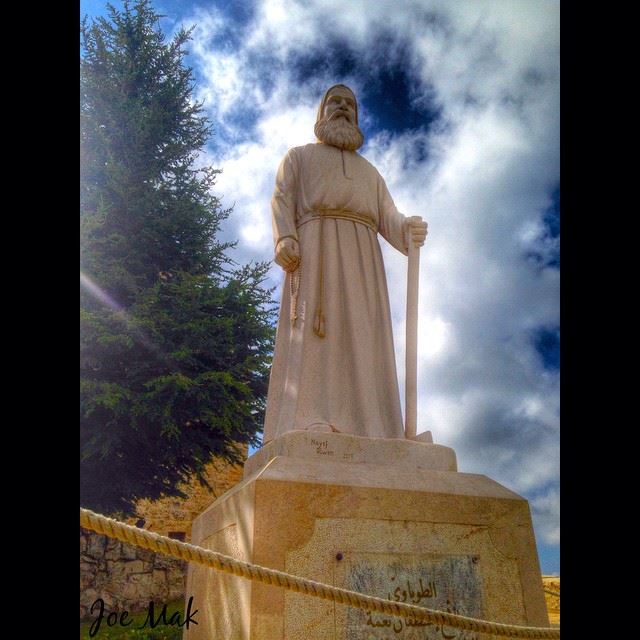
[80,529,186,620]
[80,453,246,621]
[134,454,246,541]
[542,576,560,626]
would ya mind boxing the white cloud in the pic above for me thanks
[531,487,560,545]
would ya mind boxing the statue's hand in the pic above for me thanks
[275,237,301,272]
[406,217,428,248]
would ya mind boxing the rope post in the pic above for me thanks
[405,216,422,439]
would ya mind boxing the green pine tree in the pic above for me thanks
[80,0,275,515]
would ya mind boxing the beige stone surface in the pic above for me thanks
[243,430,455,478]
[289,521,519,638]
[185,437,548,639]
[264,84,428,443]
[542,576,560,626]
[410,429,433,443]
[134,452,245,540]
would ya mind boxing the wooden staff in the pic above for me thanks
[405,216,422,439]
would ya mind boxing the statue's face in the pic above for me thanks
[323,88,356,125]
[315,86,363,151]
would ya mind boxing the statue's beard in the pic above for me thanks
[314,115,364,151]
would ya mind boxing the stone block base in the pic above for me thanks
[184,431,548,639]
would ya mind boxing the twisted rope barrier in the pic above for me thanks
[80,507,560,639]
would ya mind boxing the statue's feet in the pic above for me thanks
[304,422,341,434]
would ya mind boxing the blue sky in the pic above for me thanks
[81,0,560,574]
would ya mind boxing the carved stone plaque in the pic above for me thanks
[335,553,483,640]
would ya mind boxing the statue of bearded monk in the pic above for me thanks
[263,84,428,443]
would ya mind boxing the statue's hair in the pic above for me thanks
[315,84,359,126]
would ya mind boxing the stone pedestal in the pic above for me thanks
[184,431,549,639]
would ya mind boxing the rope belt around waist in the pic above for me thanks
[297,209,378,233]
[292,209,377,338]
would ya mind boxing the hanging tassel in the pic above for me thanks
[313,308,325,337]
[314,214,326,338]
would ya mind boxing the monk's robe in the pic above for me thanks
[263,142,410,442]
